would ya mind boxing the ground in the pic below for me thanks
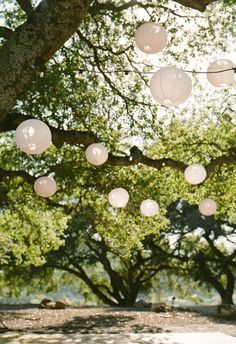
[0,305,235,337]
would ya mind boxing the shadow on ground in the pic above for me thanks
[0,312,167,334]
[0,333,178,344]
[33,314,166,334]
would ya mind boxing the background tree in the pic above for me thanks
[167,200,236,304]
[43,210,177,307]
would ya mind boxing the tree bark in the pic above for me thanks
[17,0,34,16]
[0,0,91,121]
[174,0,217,11]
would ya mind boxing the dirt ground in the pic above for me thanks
[0,305,235,337]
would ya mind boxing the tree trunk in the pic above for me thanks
[220,292,234,305]
[219,269,235,305]
[121,289,139,307]
[205,270,235,305]
[0,0,91,121]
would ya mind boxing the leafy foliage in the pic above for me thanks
[0,0,235,304]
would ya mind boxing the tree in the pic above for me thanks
[39,210,178,307]
[167,200,236,304]
[0,0,235,305]
[0,201,224,307]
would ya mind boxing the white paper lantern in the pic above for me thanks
[15,119,51,155]
[184,164,207,185]
[207,59,235,87]
[108,188,129,208]
[198,199,217,216]
[150,67,192,106]
[135,23,167,54]
[34,176,57,198]
[140,199,159,217]
[86,143,108,166]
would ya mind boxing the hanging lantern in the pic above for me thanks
[135,23,167,54]
[140,199,159,217]
[207,59,235,87]
[34,176,57,198]
[198,199,217,216]
[108,188,129,208]
[15,119,52,155]
[184,164,207,185]
[86,143,108,166]
[150,67,192,106]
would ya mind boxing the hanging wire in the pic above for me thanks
[76,67,236,75]
[183,67,236,74]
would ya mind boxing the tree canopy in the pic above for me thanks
[0,0,235,305]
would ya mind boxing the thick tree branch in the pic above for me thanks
[108,147,186,172]
[0,112,98,147]
[89,0,217,14]
[206,155,236,174]
[174,0,217,11]
[0,167,35,184]
[0,27,14,40]
[87,240,128,300]
[89,0,139,15]
[53,262,118,306]
[0,0,91,121]
[0,113,186,171]
[17,0,34,17]
[2,113,236,174]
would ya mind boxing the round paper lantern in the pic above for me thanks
[15,119,51,155]
[150,67,192,106]
[140,199,159,217]
[198,199,217,216]
[207,59,235,87]
[108,188,129,208]
[184,164,207,185]
[86,143,108,166]
[135,22,167,54]
[34,176,57,198]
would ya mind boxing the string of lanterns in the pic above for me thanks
[13,21,233,217]
[14,121,217,217]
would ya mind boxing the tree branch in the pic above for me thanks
[16,0,34,17]
[55,261,118,306]
[0,112,98,147]
[0,167,35,184]
[0,112,186,172]
[174,0,217,12]
[89,0,217,14]
[206,155,236,174]
[87,240,127,300]
[77,30,151,110]
[0,0,91,121]
[0,27,14,40]
[108,147,186,172]
[2,113,236,174]
[89,0,139,15]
